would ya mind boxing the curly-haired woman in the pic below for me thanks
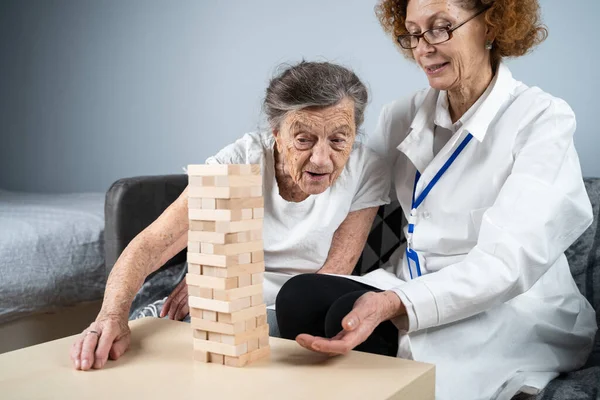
[276,1,597,398]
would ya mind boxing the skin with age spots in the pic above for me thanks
[406,0,494,122]
[273,98,356,202]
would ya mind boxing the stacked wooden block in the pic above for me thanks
[186,164,270,367]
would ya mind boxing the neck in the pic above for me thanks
[274,147,309,203]
[447,64,494,124]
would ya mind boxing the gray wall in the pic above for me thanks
[0,0,598,193]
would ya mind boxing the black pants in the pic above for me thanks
[275,274,399,357]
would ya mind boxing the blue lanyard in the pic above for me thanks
[406,132,474,279]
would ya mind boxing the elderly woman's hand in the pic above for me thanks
[160,279,189,320]
[295,291,405,356]
[70,313,131,370]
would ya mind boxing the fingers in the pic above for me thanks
[93,328,118,369]
[161,282,184,318]
[70,335,84,370]
[341,293,378,331]
[79,329,101,370]
[109,334,130,360]
[171,287,189,321]
[311,330,361,355]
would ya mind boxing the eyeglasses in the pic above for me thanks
[397,7,489,50]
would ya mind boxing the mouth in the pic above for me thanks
[304,171,331,182]
[424,62,450,75]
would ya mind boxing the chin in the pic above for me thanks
[299,182,329,195]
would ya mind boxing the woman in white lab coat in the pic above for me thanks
[275,1,597,399]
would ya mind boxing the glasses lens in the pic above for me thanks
[398,35,417,49]
[424,28,450,45]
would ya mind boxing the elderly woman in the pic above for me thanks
[70,61,390,371]
[276,1,597,399]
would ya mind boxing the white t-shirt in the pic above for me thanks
[204,131,391,307]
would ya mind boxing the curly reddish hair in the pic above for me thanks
[375,0,548,66]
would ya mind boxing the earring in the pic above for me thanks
[485,40,493,50]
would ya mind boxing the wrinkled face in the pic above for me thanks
[274,98,356,195]
[406,0,490,91]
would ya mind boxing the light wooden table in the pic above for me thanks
[0,317,435,400]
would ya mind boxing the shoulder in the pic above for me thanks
[366,88,431,156]
[205,131,272,165]
[341,141,386,182]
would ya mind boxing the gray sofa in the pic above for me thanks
[105,175,600,400]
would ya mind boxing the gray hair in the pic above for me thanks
[263,61,369,132]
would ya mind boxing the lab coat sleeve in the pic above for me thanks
[392,98,594,332]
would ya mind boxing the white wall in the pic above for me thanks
[0,0,598,193]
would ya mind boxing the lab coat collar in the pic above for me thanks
[397,62,516,173]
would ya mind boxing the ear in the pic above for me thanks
[272,129,279,138]
[485,23,496,43]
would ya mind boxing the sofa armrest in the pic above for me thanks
[104,174,188,276]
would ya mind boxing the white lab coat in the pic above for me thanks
[345,63,597,400]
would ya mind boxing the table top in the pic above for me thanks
[0,317,435,400]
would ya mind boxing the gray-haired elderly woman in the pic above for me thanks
[70,61,391,371]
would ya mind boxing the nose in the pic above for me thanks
[413,36,435,58]
[310,141,331,167]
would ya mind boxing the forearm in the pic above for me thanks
[318,207,378,275]
[98,235,164,320]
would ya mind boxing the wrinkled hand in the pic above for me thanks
[70,314,131,371]
[296,291,404,356]
[160,279,189,320]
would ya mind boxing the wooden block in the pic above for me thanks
[251,272,264,285]
[245,318,257,331]
[202,198,216,209]
[216,197,264,210]
[216,304,267,324]
[213,175,262,187]
[251,294,263,306]
[253,208,264,219]
[209,353,224,365]
[237,273,252,288]
[251,251,264,263]
[188,230,248,245]
[256,313,267,327]
[193,329,208,340]
[187,198,204,209]
[208,332,221,342]
[213,219,263,234]
[203,310,217,322]
[188,263,201,275]
[189,208,257,222]
[250,230,262,241]
[187,252,251,268]
[193,349,209,363]
[186,273,238,290]
[189,252,253,267]
[188,176,215,186]
[188,296,251,313]
[201,265,220,277]
[208,262,265,279]
[191,317,247,335]
[218,324,269,345]
[213,284,263,302]
[188,286,213,299]
[188,186,262,199]
[223,346,270,368]
[202,240,264,256]
[188,220,216,232]
[259,334,269,348]
[194,338,248,357]
[247,337,259,352]
[187,241,200,253]
[187,164,259,176]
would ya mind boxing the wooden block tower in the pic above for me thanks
[186,164,270,367]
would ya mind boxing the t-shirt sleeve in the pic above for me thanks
[204,136,249,165]
[349,146,392,212]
